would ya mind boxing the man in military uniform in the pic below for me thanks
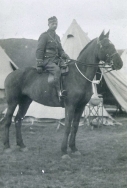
[36,16,70,101]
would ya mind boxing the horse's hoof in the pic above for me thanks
[20,147,28,152]
[4,148,12,153]
[61,154,71,160]
[72,151,81,156]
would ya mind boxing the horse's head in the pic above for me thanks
[97,31,123,70]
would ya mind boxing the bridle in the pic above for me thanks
[97,37,118,68]
[67,38,118,83]
[69,39,118,68]
[75,62,103,83]
[105,52,118,68]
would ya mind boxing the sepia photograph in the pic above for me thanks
[0,0,127,187]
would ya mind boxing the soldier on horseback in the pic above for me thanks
[36,16,70,101]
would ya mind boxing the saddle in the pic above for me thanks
[37,59,69,103]
[48,63,69,87]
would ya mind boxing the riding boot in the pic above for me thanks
[54,79,62,101]
[54,77,67,105]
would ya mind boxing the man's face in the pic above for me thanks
[48,21,58,31]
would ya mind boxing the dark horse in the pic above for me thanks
[3,31,123,157]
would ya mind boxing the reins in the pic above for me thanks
[67,59,106,68]
[65,38,118,84]
[74,61,103,84]
[65,60,111,84]
[74,62,103,84]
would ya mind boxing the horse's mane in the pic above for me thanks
[77,38,96,59]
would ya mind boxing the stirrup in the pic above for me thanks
[58,92,63,100]
[61,90,67,97]
[58,94,65,108]
[58,90,67,99]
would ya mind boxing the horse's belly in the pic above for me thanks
[23,84,61,107]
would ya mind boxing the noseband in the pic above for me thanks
[105,52,118,67]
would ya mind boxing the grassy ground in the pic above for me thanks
[0,115,127,188]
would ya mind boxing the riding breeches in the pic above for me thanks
[45,62,61,81]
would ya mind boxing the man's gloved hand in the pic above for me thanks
[37,67,43,74]
[61,53,70,61]
[36,60,44,74]
[37,61,44,67]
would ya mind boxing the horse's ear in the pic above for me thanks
[105,30,110,38]
[99,30,105,40]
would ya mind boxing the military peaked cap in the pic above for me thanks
[48,16,57,24]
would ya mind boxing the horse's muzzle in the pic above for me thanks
[112,54,123,70]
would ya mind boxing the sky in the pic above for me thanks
[0,0,127,49]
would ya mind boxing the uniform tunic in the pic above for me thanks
[36,29,69,81]
[36,29,67,67]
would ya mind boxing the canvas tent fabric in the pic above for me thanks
[0,46,18,98]
[0,46,18,89]
[3,102,65,120]
[61,19,90,59]
[100,50,127,112]
[120,49,127,76]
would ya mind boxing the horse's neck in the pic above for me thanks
[77,40,98,81]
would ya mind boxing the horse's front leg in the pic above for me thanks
[15,117,26,149]
[69,104,85,153]
[61,106,75,156]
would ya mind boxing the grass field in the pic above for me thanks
[0,114,127,188]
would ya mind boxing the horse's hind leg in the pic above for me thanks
[69,104,85,153]
[14,96,32,149]
[4,102,17,149]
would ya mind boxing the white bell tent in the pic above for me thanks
[0,46,18,114]
[0,46,18,98]
[99,49,127,112]
[61,19,90,59]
